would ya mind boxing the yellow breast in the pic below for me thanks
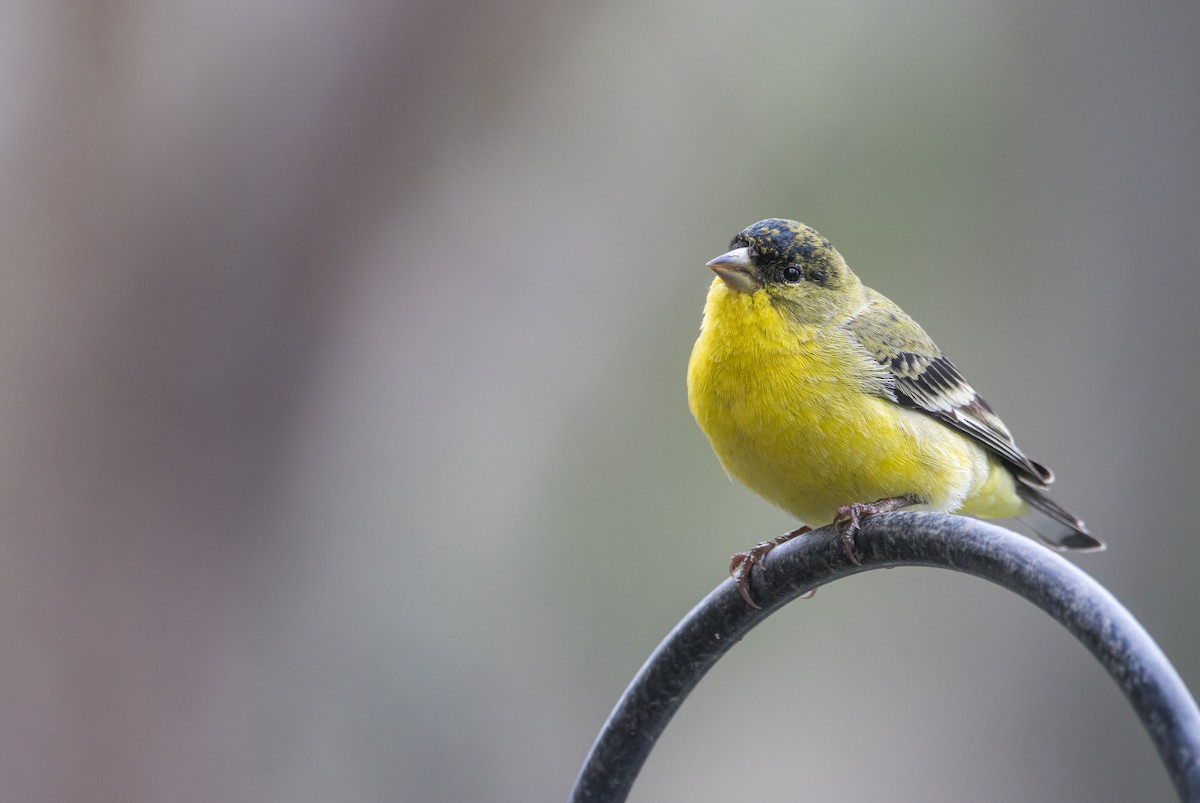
[687,279,1009,525]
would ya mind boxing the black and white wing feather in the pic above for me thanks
[845,289,1100,550]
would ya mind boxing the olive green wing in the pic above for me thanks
[845,289,1053,488]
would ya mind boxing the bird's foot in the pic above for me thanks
[833,496,917,565]
[729,526,812,609]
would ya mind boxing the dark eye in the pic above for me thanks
[782,266,803,283]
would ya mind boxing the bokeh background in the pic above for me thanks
[2,1,1197,801]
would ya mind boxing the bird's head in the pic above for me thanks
[706,219,858,323]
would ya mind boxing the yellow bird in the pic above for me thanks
[686,219,1102,607]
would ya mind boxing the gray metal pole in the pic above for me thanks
[569,512,1200,801]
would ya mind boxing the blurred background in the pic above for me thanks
[1,0,1197,801]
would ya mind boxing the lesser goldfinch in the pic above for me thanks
[687,219,1102,607]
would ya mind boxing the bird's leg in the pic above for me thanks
[833,495,918,564]
[729,526,812,609]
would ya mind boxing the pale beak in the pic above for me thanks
[706,247,760,294]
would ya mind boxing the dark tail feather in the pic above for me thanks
[1016,484,1105,551]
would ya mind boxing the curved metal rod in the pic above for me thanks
[569,512,1200,802]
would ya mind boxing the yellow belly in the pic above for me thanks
[687,281,1022,525]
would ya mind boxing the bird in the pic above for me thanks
[686,218,1103,607]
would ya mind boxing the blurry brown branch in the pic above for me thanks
[0,3,555,799]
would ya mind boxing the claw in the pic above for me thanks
[833,503,869,565]
[730,555,761,609]
[729,526,811,608]
[833,496,917,565]
[727,497,916,607]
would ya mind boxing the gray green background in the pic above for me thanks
[1,0,1197,800]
